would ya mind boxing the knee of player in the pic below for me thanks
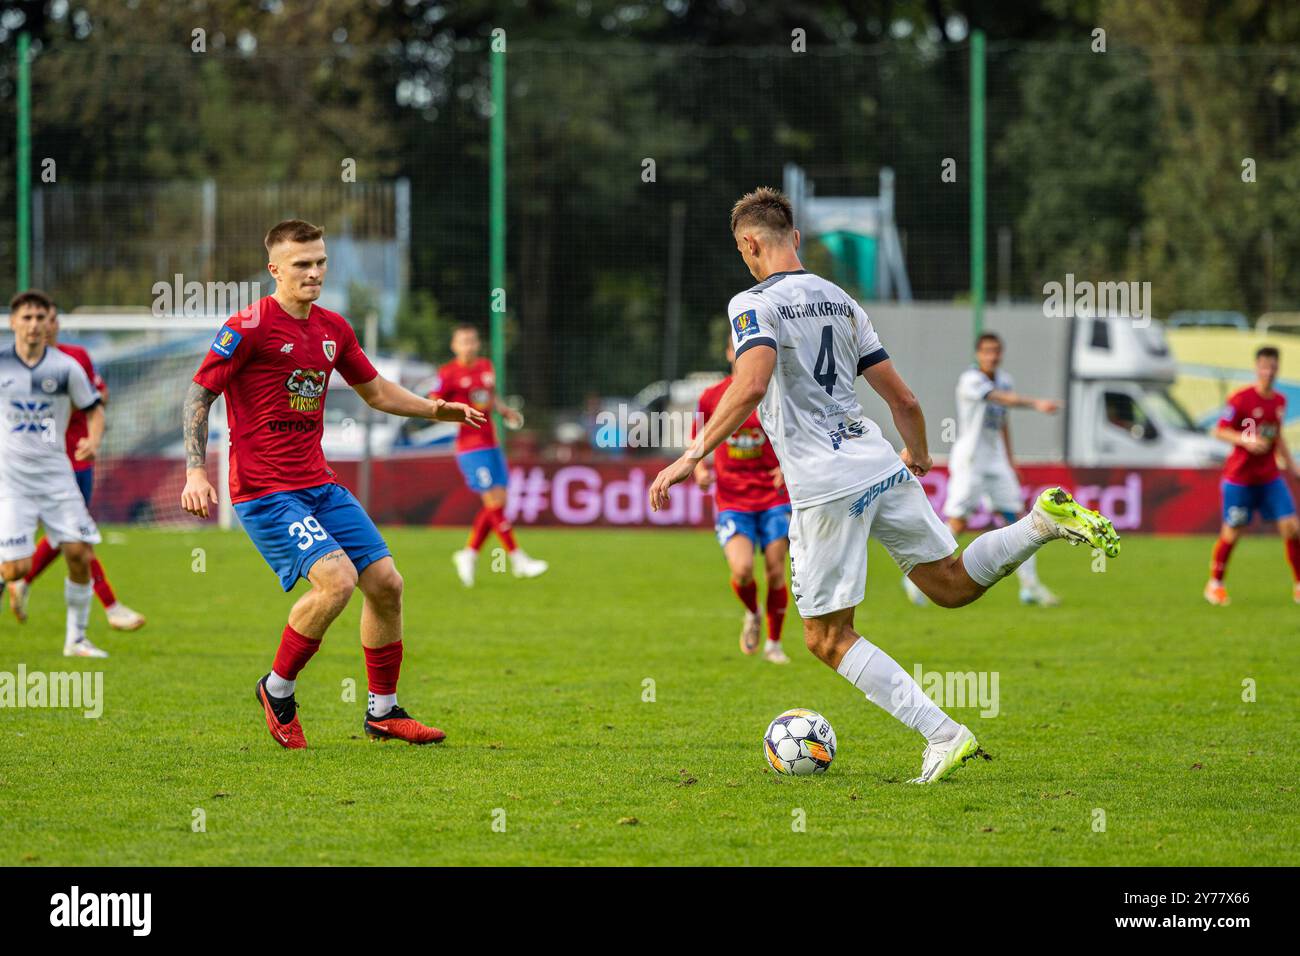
[731,567,755,587]
[371,568,404,608]
[765,567,787,590]
[317,565,359,604]
[802,623,839,661]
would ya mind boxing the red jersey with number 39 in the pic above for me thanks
[430,358,498,453]
[696,376,790,513]
[1218,385,1286,486]
[192,297,378,503]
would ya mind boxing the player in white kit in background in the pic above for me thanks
[904,332,1063,607]
[0,290,109,657]
[649,188,1120,784]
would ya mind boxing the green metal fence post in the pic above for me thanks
[489,42,507,435]
[970,29,986,339]
[16,31,32,290]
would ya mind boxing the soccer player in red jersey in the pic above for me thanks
[1204,346,1300,606]
[7,311,146,631]
[694,339,792,663]
[180,220,484,749]
[432,324,548,587]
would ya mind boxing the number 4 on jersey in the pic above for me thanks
[813,324,837,396]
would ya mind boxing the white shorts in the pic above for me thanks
[0,492,101,563]
[788,469,957,618]
[943,458,1024,519]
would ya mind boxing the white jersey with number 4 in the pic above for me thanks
[726,269,901,509]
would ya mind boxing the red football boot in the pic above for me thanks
[255,675,307,749]
[363,706,445,744]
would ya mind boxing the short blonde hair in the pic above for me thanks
[730,186,794,236]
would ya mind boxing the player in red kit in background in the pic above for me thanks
[181,220,484,749]
[432,324,548,587]
[1205,345,1300,606]
[7,309,146,632]
[694,339,791,663]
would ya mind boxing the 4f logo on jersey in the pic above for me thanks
[827,419,867,451]
[322,340,337,362]
[210,327,242,359]
[285,368,327,412]
[732,309,760,340]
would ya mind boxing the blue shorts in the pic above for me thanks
[716,505,792,551]
[1222,477,1297,528]
[234,483,391,592]
[457,446,509,492]
[75,467,94,507]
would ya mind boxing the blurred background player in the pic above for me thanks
[694,338,791,663]
[8,309,146,632]
[432,323,547,586]
[1,290,109,657]
[181,219,484,748]
[1204,345,1300,605]
[904,332,1063,607]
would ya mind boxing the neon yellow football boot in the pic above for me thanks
[1031,487,1121,559]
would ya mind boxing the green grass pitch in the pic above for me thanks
[1,526,1296,866]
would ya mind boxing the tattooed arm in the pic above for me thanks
[181,382,221,518]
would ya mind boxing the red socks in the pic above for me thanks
[24,541,119,609]
[272,624,321,681]
[364,641,403,695]
[487,506,517,552]
[90,558,116,608]
[766,586,788,642]
[23,538,58,584]
[1287,538,1300,583]
[1210,537,1235,582]
[731,578,758,613]
[467,508,493,551]
[468,506,517,553]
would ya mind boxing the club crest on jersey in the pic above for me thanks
[322,340,337,362]
[732,309,760,340]
[210,327,242,359]
[285,368,327,412]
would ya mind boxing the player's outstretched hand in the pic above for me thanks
[694,461,715,490]
[1034,398,1063,415]
[649,455,698,512]
[181,469,219,519]
[900,447,931,477]
[432,400,487,428]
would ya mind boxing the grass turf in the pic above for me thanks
[0,527,1296,866]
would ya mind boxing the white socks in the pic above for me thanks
[1015,553,1040,587]
[368,691,397,716]
[836,637,954,743]
[265,670,295,698]
[961,513,1052,587]
[64,578,93,645]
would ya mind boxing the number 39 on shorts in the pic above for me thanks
[288,515,329,550]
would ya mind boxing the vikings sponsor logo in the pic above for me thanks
[285,368,327,412]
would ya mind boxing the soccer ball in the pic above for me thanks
[763,708,836,775]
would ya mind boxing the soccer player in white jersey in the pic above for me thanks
[0,290,110,657]
[904,332,1063,607]
[649,188,1120,784]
